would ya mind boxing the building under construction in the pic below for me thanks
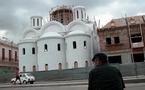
[50,6,73,25]
[98,15,145,64]
[49,5,86,25]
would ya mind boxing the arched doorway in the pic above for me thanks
[33,65,36,72]
[45,64,48,71]
[74,61,78,68]
[23,66,26,72]
[58,63,62,70]
[85,61,89,67]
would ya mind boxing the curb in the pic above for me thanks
[0,78,145,88]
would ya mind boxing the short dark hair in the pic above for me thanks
[92,53,108,64]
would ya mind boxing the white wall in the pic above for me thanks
[19,42,37,72]
[37,37,66,71]
[65,35,91,68]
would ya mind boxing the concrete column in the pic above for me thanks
[121,52,132,64]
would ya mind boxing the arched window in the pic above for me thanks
[23,66,26,72]
[22,48,25,55]
[33,65,36,72]
[44,44,48,51]
[45,64,48,71]
[81,10,83,19]
[74,61,78,68]
[85,61,89,67]
[58,63,62,70]
[37,18,39,26]
[73,41,77,49]
[61,19,63,24]
[84,41,87,48]
[32,47,35,54]
[57,44,61,51]
[77,10,79,19]
[33,19,35,26]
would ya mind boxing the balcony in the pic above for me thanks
[131,42,144,48]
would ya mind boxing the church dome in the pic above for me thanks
[73,6,85,9]
[23,28,38,40]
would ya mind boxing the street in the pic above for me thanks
[0,83,145,90]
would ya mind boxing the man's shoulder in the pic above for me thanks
[108,65,119,69]
[90,65,103,73]
[90,64,120,72]
[89,67,99,74]
[98,64,120,72]
[106,65,122,74]
[90,68,96,73]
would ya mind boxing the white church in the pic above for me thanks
[18,5,100,72]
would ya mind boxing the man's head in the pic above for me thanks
[92,53,108,65]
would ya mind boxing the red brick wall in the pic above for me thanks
[98,27,130,52]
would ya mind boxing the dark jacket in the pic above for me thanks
[88,64,125,90]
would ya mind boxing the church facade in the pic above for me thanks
[18,5,100,72]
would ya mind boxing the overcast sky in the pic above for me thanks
[0,0,145,43]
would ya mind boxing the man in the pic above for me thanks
[14,67,21,84]
[88,53,125,90]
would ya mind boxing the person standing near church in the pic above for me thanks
[14,67,21,84]
[88,53,125,90]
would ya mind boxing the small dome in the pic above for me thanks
[67,30,88,36]
[40,32,63,38]
[73,6,85,9]
[23,28,38,40]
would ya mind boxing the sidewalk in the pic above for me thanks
[123,75,145,83]
[0,75,145,88]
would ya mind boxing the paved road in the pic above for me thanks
[0,83,145,90]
